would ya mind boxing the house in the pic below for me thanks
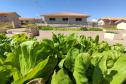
[115,19,126,24]
[19,18,42,25]
[116,19,126,30]
[0,12,21,28]
[97,17,126,28]
[41,12,90,27]
[117,22,126,30]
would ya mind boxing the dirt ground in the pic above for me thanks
[36,30,126,46]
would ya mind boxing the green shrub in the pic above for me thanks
[38,26,103,31]
[53,27,81,31]
[80,27,88,31]
[0,22,13,29]
[88,28,103,31]
[38,26,53,30]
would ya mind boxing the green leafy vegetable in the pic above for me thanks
[51,69,73,84]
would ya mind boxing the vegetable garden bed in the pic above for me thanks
[0,33,126,84]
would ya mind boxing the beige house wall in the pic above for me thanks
[9,14,21,27]
[44,16,88,25]
[0,13,21,28]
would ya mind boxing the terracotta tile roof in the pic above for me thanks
[19,18,36,21]
[41,12,90,17]
[100,17,126,21]
[0,12,19,16]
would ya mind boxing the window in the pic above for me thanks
[62,18,68,21]
[49,18,55,21]
[76,18,82,21]
[21,21,23,23]
[25,20,29,23]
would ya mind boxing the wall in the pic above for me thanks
[10,14,21,28]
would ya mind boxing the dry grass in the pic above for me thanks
[21,24,37,28]
[0,22,13,33]
[0,22,13,29]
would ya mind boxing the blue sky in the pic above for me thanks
[0,0,126,19]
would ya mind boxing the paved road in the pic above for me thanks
[36,30,126,46]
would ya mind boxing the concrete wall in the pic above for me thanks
[44,16,88,25]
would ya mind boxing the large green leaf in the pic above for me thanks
[51,69,73,84]
[92,51,124,84]
[92,54,107,84]
[19,41,40,76]
[64,48,79,72]
[110,56,126,84]
[73,53,91,84]
[9,40,58,84]
[5,52,19,69]
[52,33,78,58]
[12,56,49,84]
[0,65,12,84]
[37,56,58,81]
